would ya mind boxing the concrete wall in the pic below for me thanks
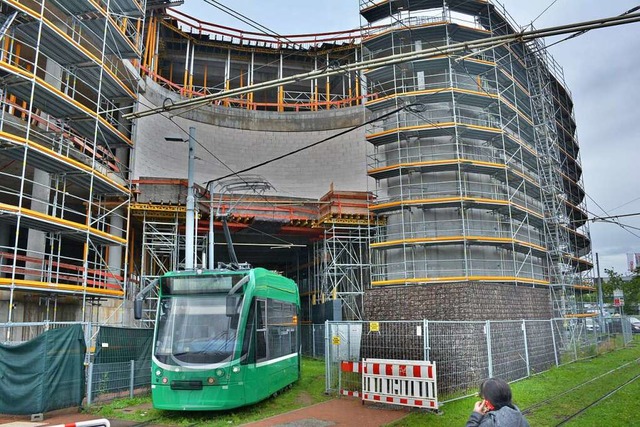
[133,78,373,199]
[364,282,553,321]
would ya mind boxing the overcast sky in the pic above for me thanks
[176,1,640,275]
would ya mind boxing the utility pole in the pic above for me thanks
[208,183,214,270]
[596,253,605,328]
[185,126,196,270]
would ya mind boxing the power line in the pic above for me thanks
[531,5,640,53]
[125,10,640,120]
[590,212,640,222]
[609,196,640,213]
[202,103,412,187]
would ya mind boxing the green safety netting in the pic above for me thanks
[0,325,86,414]
[93,326,153,363]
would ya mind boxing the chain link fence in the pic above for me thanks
[314,316,634,403]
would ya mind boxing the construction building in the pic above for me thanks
[0,0,593,335]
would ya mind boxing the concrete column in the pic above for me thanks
[24,57,63,280]
[25,168,50,281]
[108,212,124,284]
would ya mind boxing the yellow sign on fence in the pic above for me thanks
[332,336,341,345]
[369,322,380,332]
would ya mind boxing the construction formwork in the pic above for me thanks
[141,7,365,111]
[359,0,592,316]
[0,0,145,330]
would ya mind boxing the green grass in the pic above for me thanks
[86,357,331,426]
[88,338,640,426]
[388,337,640,426]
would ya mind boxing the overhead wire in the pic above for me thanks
[166,0,362,108]
[529,0,561,29]
[529,5,640,54]
[585,193,640,240]
[136,3,640,254]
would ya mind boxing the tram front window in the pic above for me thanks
[154,294,243,365]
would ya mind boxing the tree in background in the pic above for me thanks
[604,268,640,315]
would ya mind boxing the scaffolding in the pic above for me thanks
[525,36,592,317]
[0,0,145,331]
[314,224,370,321]
[140,7,365,111]
[359,0,592,307]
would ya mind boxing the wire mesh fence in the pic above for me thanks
[0,316,634,411]
[316,317,634,403]
[87,359,152,404]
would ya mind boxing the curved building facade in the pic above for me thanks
[0,0,593,330]
[359,0,591,318]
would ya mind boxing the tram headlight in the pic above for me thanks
[207,377,216,384]
[161,377,168,384]
[155,369,163,377]
[215,368,225,377]
[232,366,241,373]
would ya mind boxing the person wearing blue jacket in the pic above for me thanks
[465,378,530,427]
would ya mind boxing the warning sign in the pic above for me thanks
[369,322,380,332]
[332,336,341,345]
[614,297,624,307]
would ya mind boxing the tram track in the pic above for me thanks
[554,372,640,426]
[520,355,640,426]
[521,356,640,416]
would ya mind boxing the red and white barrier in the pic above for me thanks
[49,419,110,427]
[339,360,362,397]
[361,358,438,409]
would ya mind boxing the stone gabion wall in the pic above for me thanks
[360,283,556,394]
[363,282,553,321]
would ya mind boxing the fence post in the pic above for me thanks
[84,322,93,366]
[312,324,316,358]
[573,322,578,361]
[485,320,493,378]
[87,362,94,406]
[324,320,330,394]
[522,320,530,377]
[424,319,430,361]
[130,360,135,398]
[550,319,558,366]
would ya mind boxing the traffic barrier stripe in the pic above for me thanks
[365,361,433,379]
[49,419,110,427]
[363,393,435,408]
[341,360,362,373]
[362,358,438,409]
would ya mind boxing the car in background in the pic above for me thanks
[628,316,640,334]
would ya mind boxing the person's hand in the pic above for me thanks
[473,400,486,414]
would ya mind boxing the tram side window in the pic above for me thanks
[256,299,267,362]
[267,300,297,359]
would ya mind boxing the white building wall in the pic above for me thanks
[133,79,373,199]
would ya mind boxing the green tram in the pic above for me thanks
[136,267,301,410]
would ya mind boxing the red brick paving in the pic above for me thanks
[0,398,409,427]
[241,398,410,427]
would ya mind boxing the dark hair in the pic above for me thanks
[479,378,514,410]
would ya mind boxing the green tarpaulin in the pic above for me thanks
[0,325,86,414]
[94,326,152,363]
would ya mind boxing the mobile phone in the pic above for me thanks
[483,400,495,411]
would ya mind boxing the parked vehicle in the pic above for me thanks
[628,316,640,334]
